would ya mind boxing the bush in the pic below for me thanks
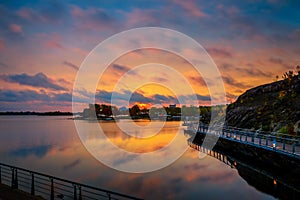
[278,126,289,134]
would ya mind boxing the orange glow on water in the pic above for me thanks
[101,121,180,153]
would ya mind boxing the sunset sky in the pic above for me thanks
[0,0,299,111]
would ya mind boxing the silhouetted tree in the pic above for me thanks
[130,104,140,116]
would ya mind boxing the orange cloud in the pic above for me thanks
[45,41,64,49]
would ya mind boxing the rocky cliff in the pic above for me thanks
[226,75,300,133]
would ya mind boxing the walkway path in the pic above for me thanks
[186,123,300,156]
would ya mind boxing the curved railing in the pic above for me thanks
[0,162,143,200]
[186,123,300,157]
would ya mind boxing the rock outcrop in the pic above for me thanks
[226,75,300,132]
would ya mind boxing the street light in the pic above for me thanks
[272,140,276,149]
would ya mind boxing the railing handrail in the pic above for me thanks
[187,123,299,157]
[196,123,300,143]
[0,162,143,200]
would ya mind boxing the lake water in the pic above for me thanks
[0,116,275,200]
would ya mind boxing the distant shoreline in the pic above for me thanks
[0,111,74,116]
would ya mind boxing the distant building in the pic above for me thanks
[169,104,176,108]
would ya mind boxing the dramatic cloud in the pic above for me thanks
[188,76,206,86]
[52,92,72,102]
[130,92,153,104]
[221,63,272,78]
[153,77,168,83]
[234,67,272,78]
[45,41,64,49]
[151,94,178,104]
[71,5,117,31]
[1,73,66,91]
[226,93,238,101]
[63,159,80,170]
[196,94,211,101]
[95,90,209,106]
[125,9,161,27]
[63,61,79,70]
[16,1,68,23]
[44,33,65,50]
[222,76,251,89]
[95,90,113,103]
[0,89,72,103]
[0,0,299,111]
[207,47,232,58]
[9,24,22,33]
[0,90,50,102]
[269,57,283,65]
[171,0,206,17]
[111,64,130,73]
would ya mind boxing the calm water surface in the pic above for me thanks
[0,116,274,200]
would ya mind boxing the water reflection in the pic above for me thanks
[10,145,52,158]
[0,116,275,200]
[189,144,300,200]
[100,119,179,153]
[74,119,189,172]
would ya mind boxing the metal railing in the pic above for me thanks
[0,162,143,200]
[188,140,233,167]
[187,123,300,156]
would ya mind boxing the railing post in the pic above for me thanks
[283,141,285,150]
[251,133,254,143]
[15,169,18,189]
[245,133,247,142]
[0,166,1,184]
[292,142,295,153]
[31,173,35,195]
[266,137,268,146]
[78,186,82,200]
[107,192,111,200]
[50,178,54,200]
[11,168,18,189]
[74,184,77,200]
[240,132,242,141]
[11,168,15,189]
